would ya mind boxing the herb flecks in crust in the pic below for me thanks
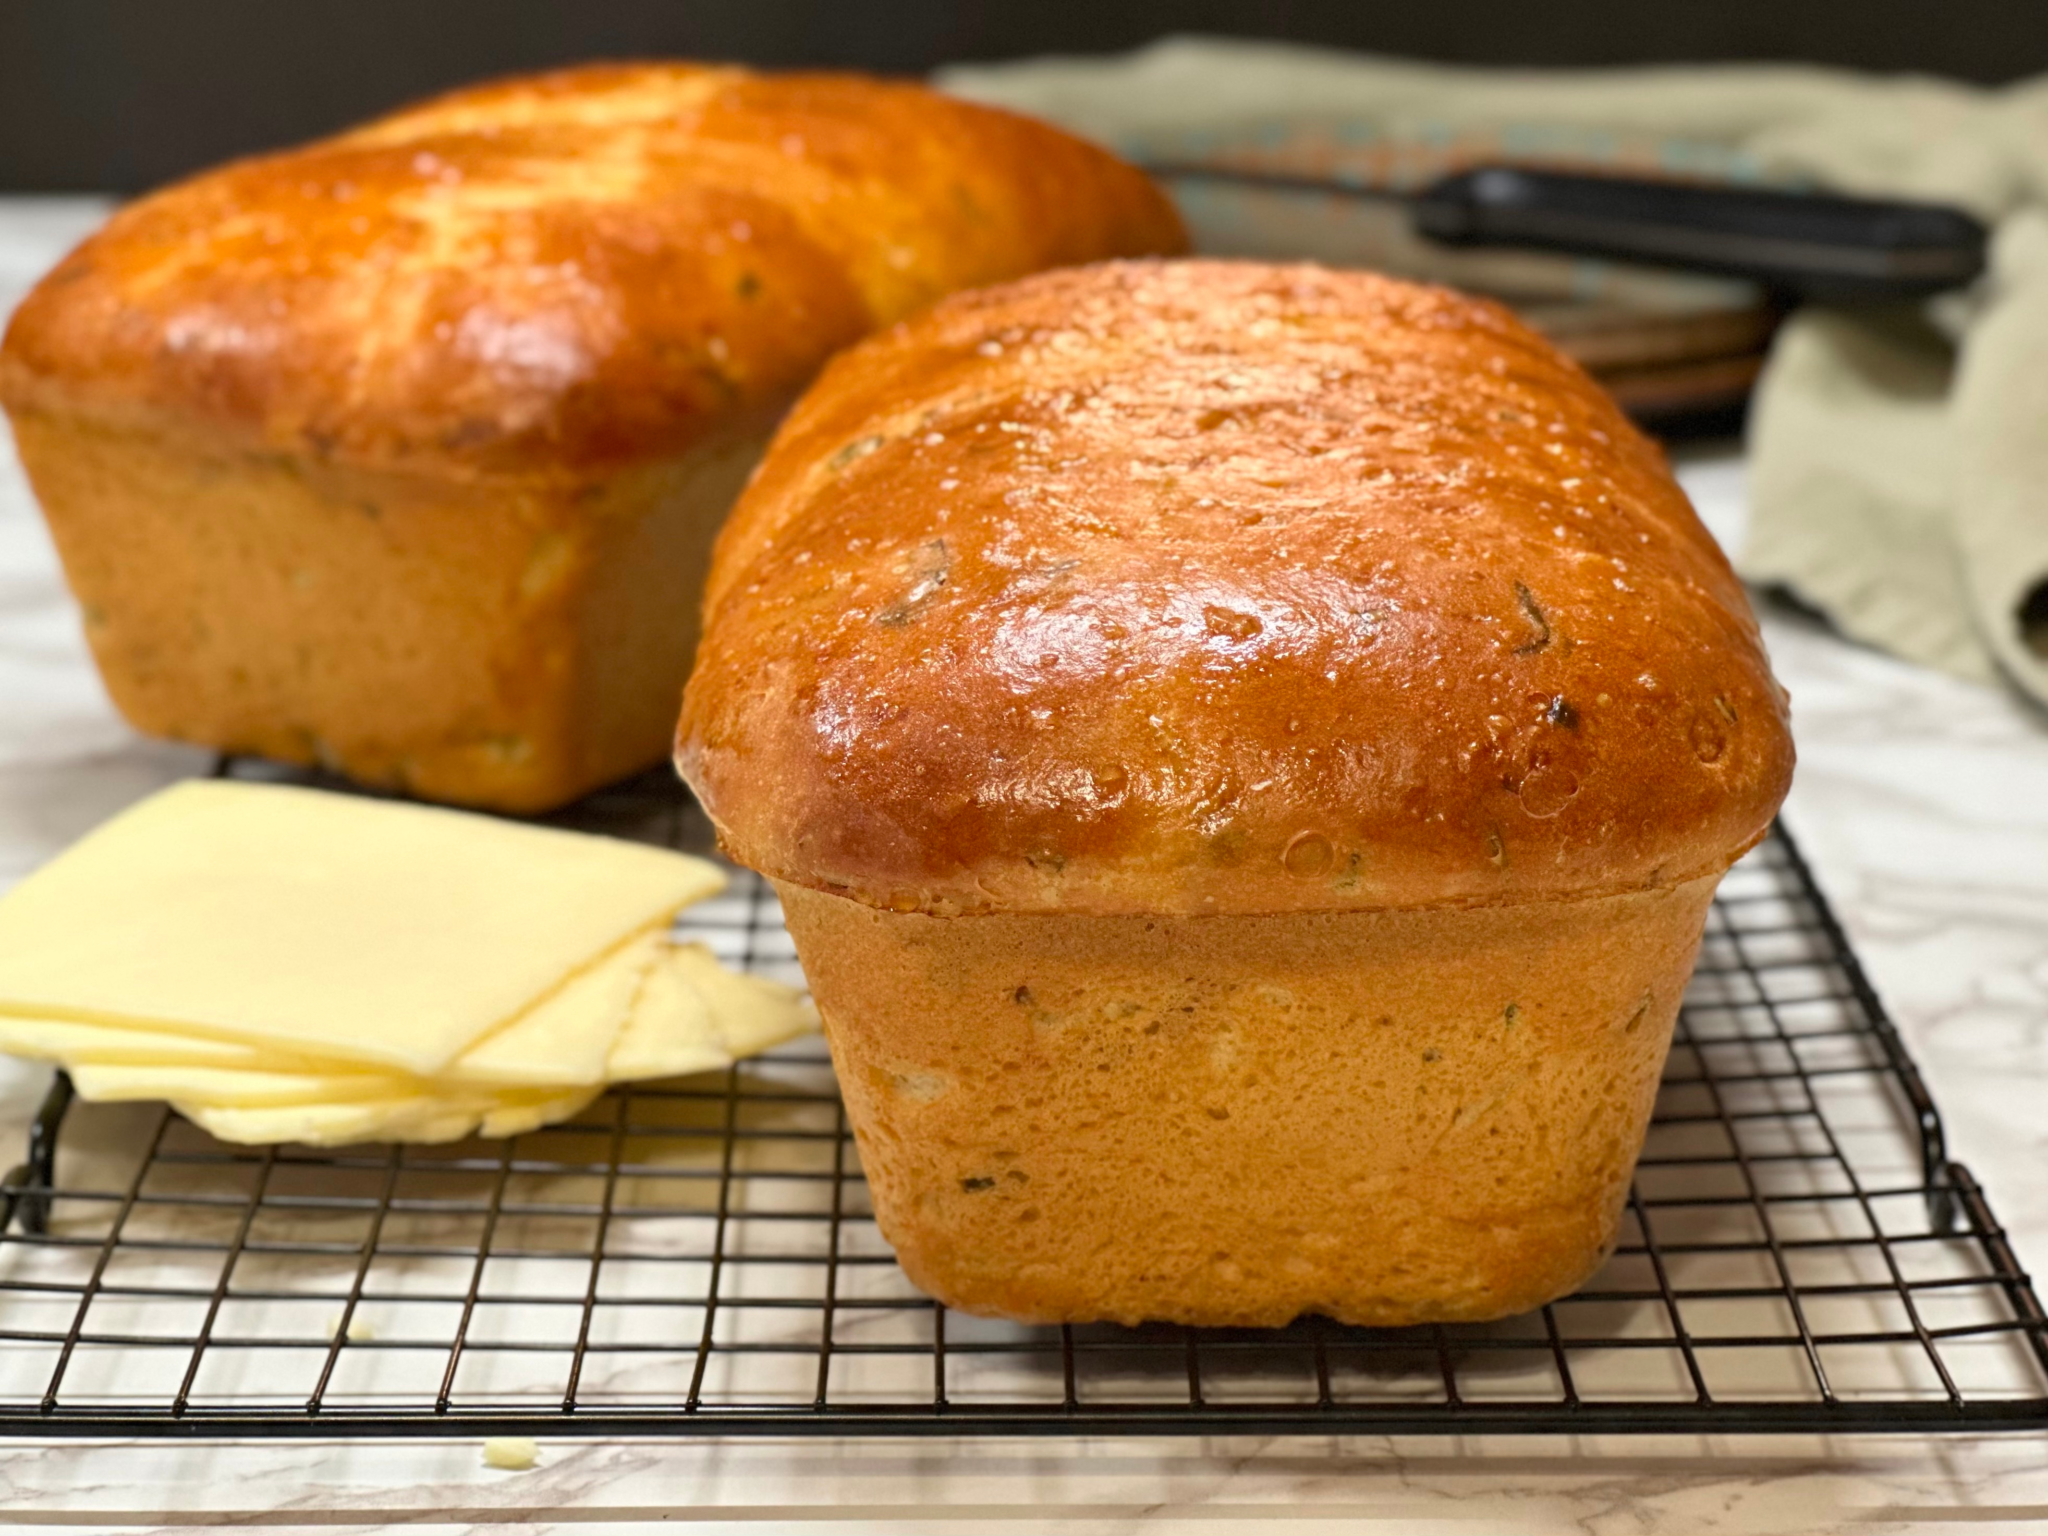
[1512,582,1552,655]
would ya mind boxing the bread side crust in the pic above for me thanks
[12,405,771,810]
[779,871,1719,1327]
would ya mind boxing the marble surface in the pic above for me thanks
[0,198,2044,1531]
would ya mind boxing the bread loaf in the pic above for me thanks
[0,64,1184,810]
[678,259,1794,1327]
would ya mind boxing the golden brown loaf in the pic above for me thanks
[0,63,1185,810]
[681,259,1791,914]
[679,260,1794,1328]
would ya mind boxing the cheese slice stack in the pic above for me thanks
[0,781,817,1144]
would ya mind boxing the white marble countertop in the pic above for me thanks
[0,197,2043,1531]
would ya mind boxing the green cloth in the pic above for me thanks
[941,37,2048,702]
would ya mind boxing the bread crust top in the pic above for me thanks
[678,260,1794,916]
[0,63,1184,479]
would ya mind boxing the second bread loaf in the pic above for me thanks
[0,64,1185,810]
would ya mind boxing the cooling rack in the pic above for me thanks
[0,759,2042,1438]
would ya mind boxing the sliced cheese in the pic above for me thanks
[439,927,662,1089]
[180,1085,600,1147]
[0,777,817,1147]
[0,781,723,1074]
[603,945,728,1084]
[667,944,820,1059]
[72,1060,390,1106]
[78,938,754,1104]
[0,1016,266,1067]
[68,928,669,1104]
[479,1088,603,1139]
[179,1096,445,1147]
[32,941,813,1142]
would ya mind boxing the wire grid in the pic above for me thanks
[0,762,2043,1437]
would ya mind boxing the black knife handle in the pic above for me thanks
[1412,166,1987,302]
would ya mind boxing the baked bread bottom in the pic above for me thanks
[12,409,772,811]
[778,874,1720,1327]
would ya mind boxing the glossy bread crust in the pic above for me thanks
[680,260,1794,915]
[0,64,1183,811]
[0,64,1185,478]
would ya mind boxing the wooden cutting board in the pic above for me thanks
[1138,124,1787,428]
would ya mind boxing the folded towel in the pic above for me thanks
[942,37,2048,703]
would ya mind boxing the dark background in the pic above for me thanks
[5,0,2047,192]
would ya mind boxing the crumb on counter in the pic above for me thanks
[482,1437,538,1471]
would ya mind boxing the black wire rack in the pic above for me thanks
[0,760,2042,1439]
